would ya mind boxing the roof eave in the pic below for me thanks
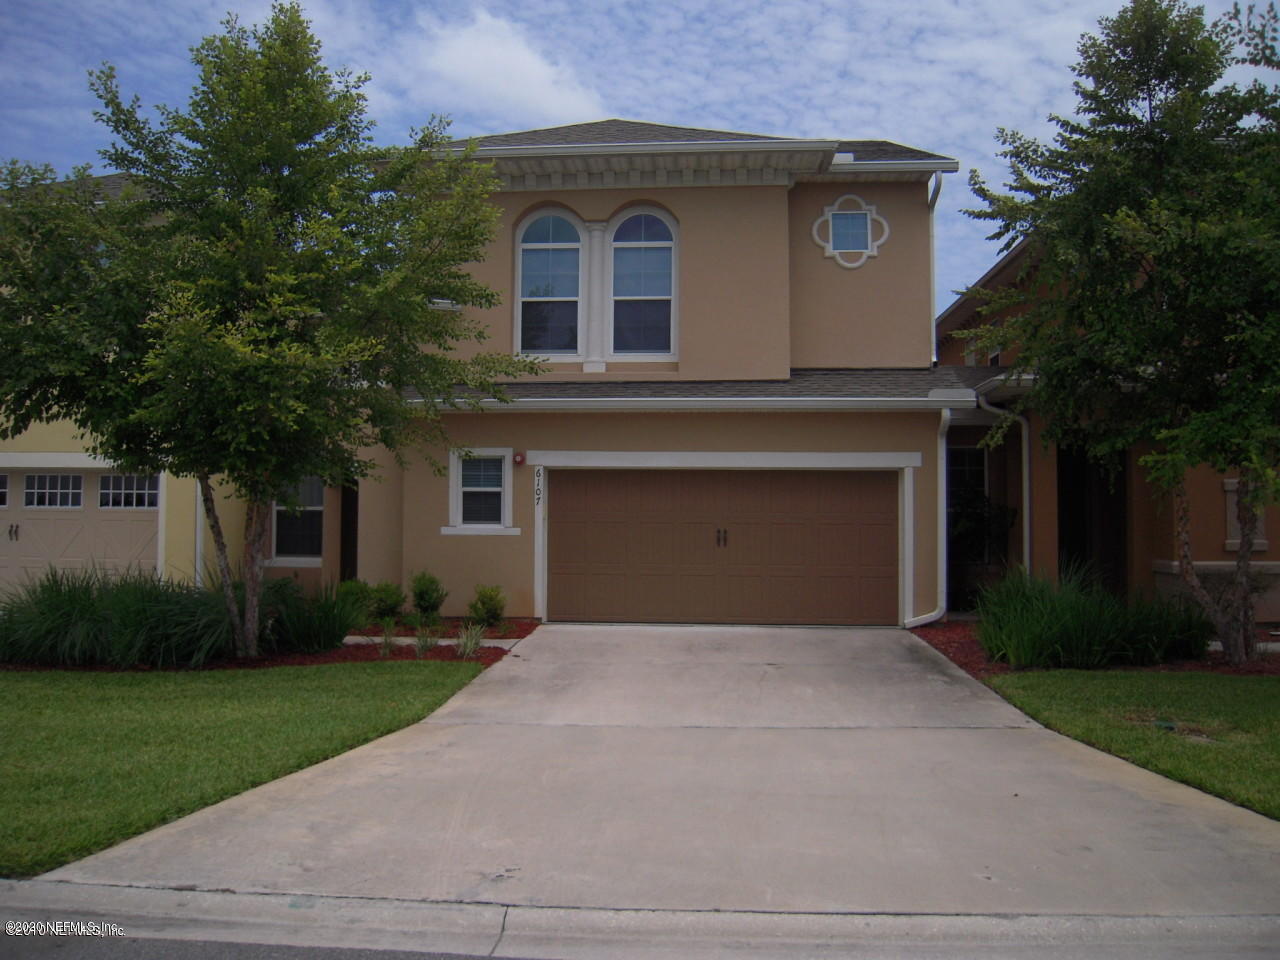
[416,395,977,413]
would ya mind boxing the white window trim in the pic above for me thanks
[811,193,889,268]
[269,480,325,567]
[514,206,679,367]
[515,209,586,361]
[442,448,521,536]
[605,207,679,362]
[23,473,85,510]
[0,474,7,509]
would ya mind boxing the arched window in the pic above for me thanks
[519,213,581,354]
[610,212,674,355]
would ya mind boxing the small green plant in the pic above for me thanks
[467,584,505,628]
[368,581,406,620]
[410,571,448,621]
[455,621,486,659]
[378,617,398,658]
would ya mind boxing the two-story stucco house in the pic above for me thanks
[1,119,1002,627]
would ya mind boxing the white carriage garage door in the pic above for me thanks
[0,471,159,590]
[548,469,899,625]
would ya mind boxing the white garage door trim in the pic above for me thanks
[527,451,923,625]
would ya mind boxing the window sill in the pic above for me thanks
[440,525,522,536]
[266,557,322,568]
[1224,540,1270,552]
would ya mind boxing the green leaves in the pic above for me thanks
[963,0,1280,502]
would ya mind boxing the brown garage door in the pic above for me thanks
[548,470,898,625]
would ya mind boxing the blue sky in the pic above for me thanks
[0,0,1256,316]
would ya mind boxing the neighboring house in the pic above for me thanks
[4,119,1024,627]
[935,240,1280,619]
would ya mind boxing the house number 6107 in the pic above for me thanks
[534,466,544,507]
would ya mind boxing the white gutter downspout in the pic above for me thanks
[977,392,1032,567]
[904,407,952,628]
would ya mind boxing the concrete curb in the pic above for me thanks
[4,881,1279,959]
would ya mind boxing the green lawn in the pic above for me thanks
[0,661,482,877]
[989,670,1280,820]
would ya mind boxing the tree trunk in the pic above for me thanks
[1230,473,1259,665]
[198,473,247,658]
[1173,479,1231,648]
[240,500,272,660]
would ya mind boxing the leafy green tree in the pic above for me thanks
[964,0,1279,664]
[0,3,538,657]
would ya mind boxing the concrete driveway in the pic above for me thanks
[16,624,1280,955]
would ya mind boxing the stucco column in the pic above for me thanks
[583,221,607,370]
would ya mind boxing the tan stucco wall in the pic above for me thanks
[464,186,792,381]
[356,410,943,623]
[355,445,405,586]
[789,182,934,369]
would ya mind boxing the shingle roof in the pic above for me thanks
[469,119,787,148]
[835,141,955,163]
[422,367,995,406]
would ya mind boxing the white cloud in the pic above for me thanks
[0,0,1258,307]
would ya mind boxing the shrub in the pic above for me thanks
[368,581,406,620]
[467,584,505,628]
[455,621,486,659]
[976,567,1213,670]
[410,571,448,620]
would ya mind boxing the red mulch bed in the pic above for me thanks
[0,618,542,673]
[911,620,1280,680]
[350,617,540,641]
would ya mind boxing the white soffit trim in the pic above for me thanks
[526,451,922,469]
[466,396,975,412]
[0,452,113,468]
[453,139,841,159]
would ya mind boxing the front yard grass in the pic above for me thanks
[0,661,482,877]
[989,670,1280,820]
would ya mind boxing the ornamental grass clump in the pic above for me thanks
[455,621,486,660]
[976,566,1213,670]
[0,568,232,668]
[378,617,398,659]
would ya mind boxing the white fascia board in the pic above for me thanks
[452,396,976,413]
[527,451,923,469]
[0,452,113,468]
[451,139,841,159]
[828,160,960,174]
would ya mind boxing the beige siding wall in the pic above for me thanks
[789,182,934,369]
[356,410,943,622]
